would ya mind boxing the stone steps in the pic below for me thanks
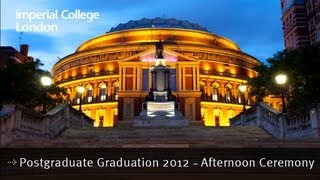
[6,126,320,148]
[59,126,271,138]
[8,138,320,148]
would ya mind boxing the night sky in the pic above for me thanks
[1,0,284,71]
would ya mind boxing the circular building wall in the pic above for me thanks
[51,18,261,127]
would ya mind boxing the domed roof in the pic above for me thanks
[108,17,209,33]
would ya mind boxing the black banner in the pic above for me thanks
[1,148,320,179]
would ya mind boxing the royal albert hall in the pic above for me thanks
[51,18,262,127]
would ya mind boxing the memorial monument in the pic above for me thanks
[133,40,189,127]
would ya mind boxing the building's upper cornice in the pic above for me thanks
[108,17,209,33]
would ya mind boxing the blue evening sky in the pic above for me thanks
[1,0,284,71]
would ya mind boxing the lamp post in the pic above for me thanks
[239,82,247,112]
[77,86,85,112]
[41,76,52,114]
[275,74,287,113]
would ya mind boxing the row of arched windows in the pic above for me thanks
[200,82,250,105]
[65,82,119,105]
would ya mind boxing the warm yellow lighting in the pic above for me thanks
[41,76,52,86]
[229,67,236,74]
[203,63,210,71]
[107,64,115,71]
[239,83,247,93]
[78,86,85,94]
[76,28,241,52]
[275,74,287,85]
[155,59,166,66]
[52,23,263,128]
[217,65,224,73]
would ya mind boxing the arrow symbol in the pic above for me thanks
[7,159,17,166]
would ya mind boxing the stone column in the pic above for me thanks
[193,67,196,90]
[167,71,170,90]
[119,67,123,90]
[177,64,184,91]
[311,104,320,138]
[137,66,141,91]
[206,81,211,97]
[233,83,238,99]
[197,66,200,91]
[182,67,186,90]
[107,81,112,97]
[123,67,126,90]
[178,65,182,90]
[93,81,98,101]
[220,81,226,98]
[279,115,286,139]
[151,71,156,90]
[164,71,167,90]
[148,68,152,91]
[133,67,136,90]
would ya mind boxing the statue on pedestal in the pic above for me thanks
[155,40,164,59]
[134,40,188,127]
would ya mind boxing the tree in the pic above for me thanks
[248,45,320,110]
[0,58,66,111]
[248,63,274,102]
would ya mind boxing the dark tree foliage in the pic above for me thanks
[248,63,274,102]
[0,58,66,111]
[248,45,320,110]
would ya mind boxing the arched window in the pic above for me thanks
[87,86,93,103]
[212,87,219,101]
[76,87,83,104]
[238,90,242,104]
[114,85,119,100]
[112,81,119,101]
[211,83,220,101]
[100,84,107,101]
[226,88,231,102]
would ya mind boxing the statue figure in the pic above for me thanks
[167,88,176,101]
[145,88,154,101]
[155,40,164,59]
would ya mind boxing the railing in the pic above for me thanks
[284,104,317,138]
[55,70,119,85]
[201,93,250,106]
[0,104,94,147]
[230,102,320,139]
[70,95,118,106]
[199,69,248,80]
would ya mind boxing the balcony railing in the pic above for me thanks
[69,94,118,106]
[55,70,119,85]
[199,69,248,80]
[201,93,250,105]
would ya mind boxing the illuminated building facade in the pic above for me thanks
[51,18,261,127]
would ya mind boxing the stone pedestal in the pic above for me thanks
[133,111,189,127]
[133,42,188,127]
[133,101,188,127]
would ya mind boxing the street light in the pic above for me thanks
[239,82,247,112]
[41,76,52,114]
[77,86,85,112]
[275,74,287,113]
